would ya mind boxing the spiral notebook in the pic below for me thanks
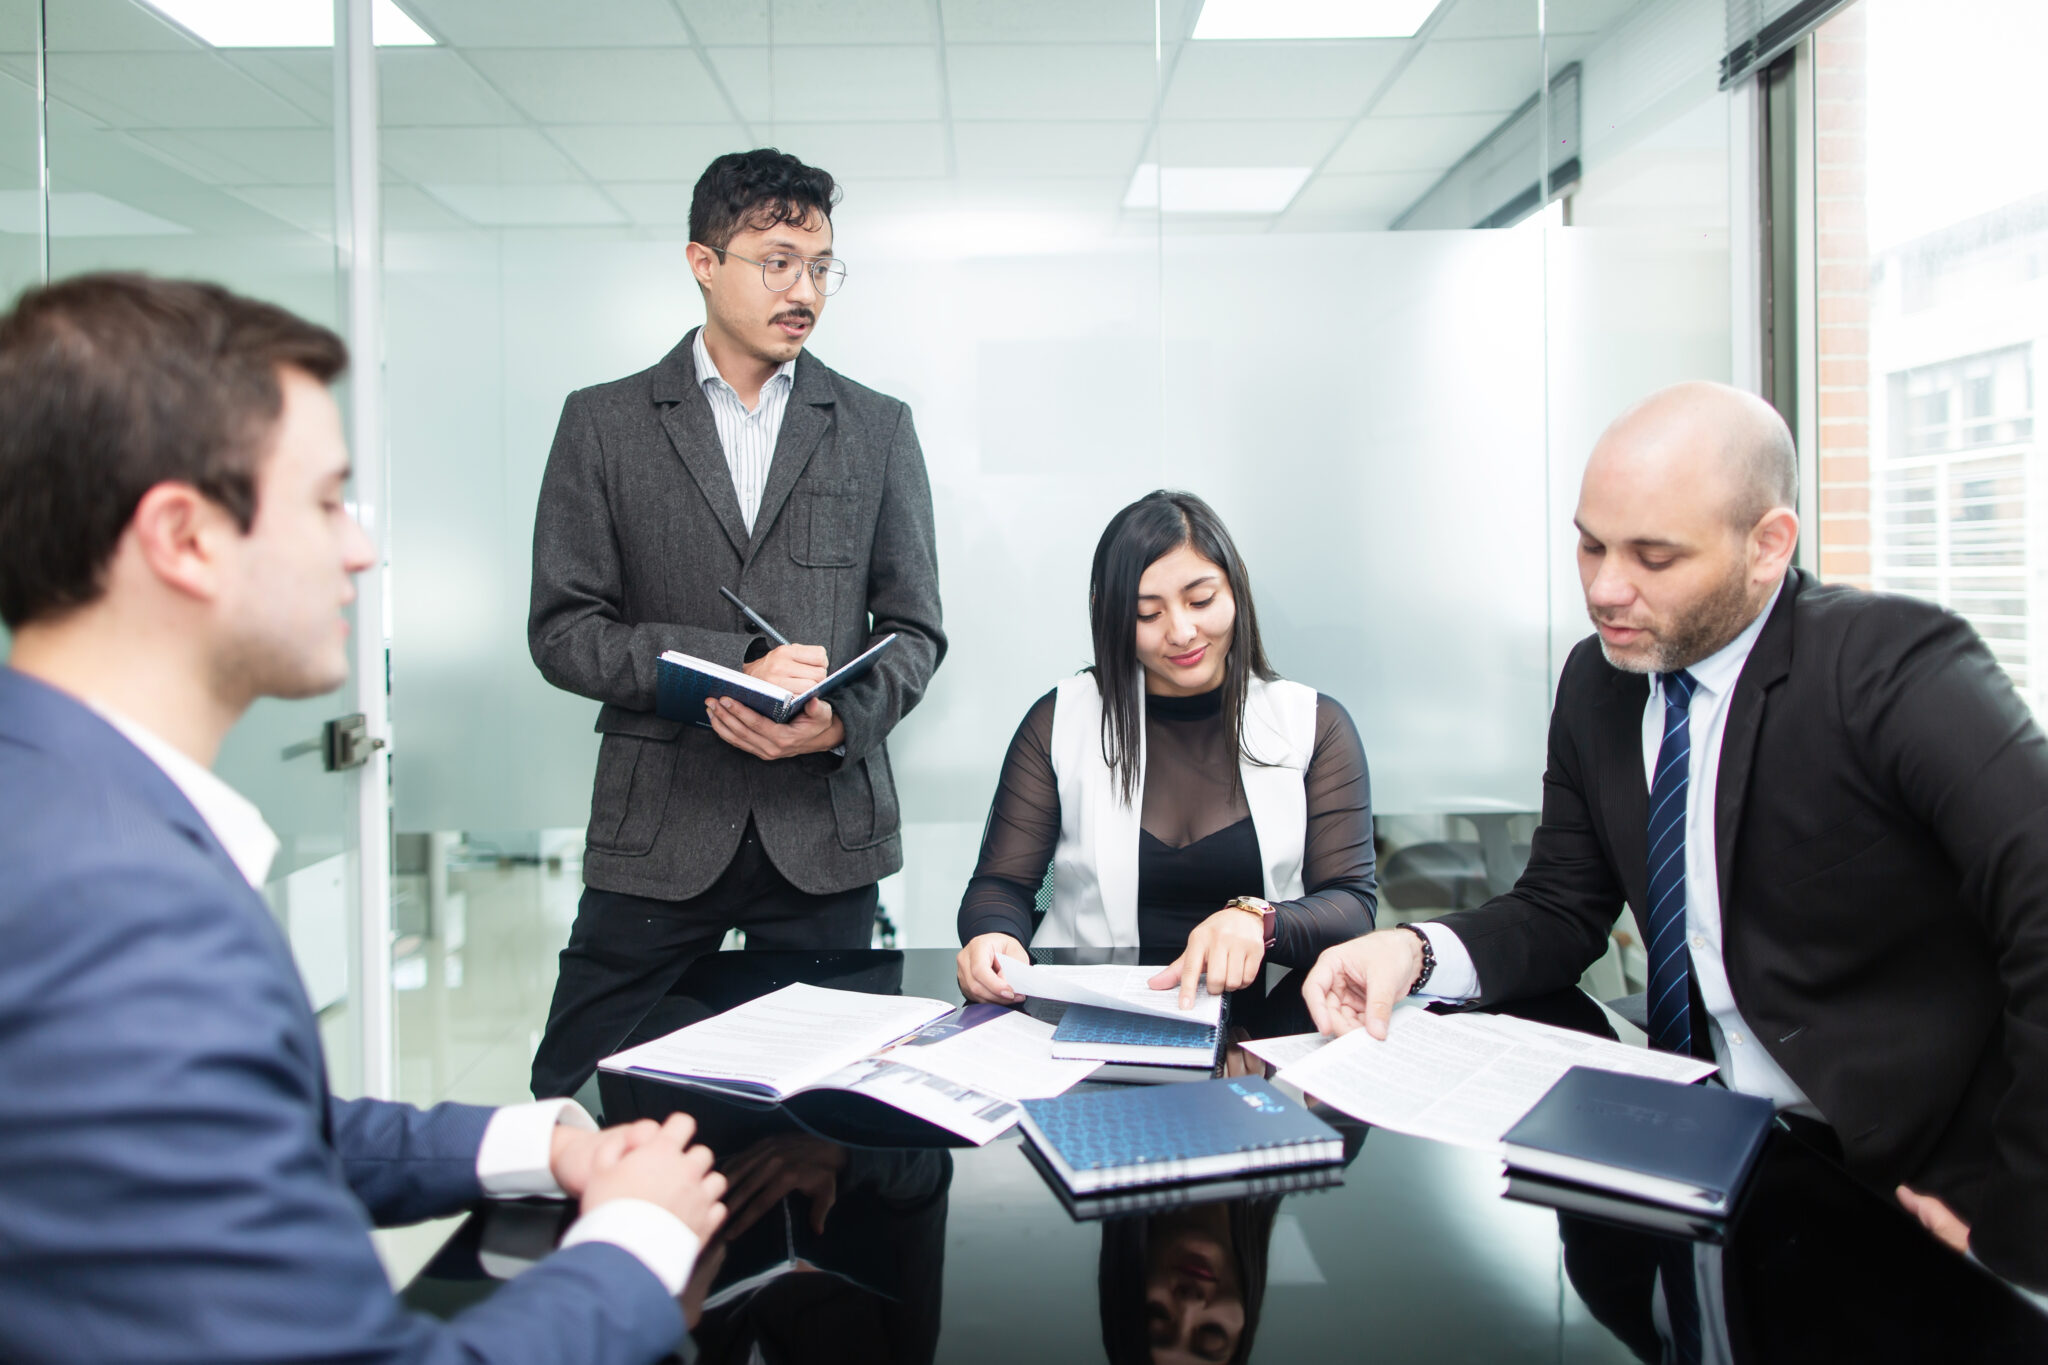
[1050,1002,1224,1083]
[1017,1076,1344,1196]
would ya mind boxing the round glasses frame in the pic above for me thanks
[716,247,848,297]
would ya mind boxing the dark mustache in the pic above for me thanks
[772,308,815,325]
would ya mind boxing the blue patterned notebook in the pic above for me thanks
[1050,1003,1221,1069]
[1018,1077,1344,1194]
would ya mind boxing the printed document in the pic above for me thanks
[994,959,1225,1027]
[1274,1007,1717,1152]
[599,984,1095,1143]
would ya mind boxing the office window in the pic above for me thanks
[1814,0,2048,710]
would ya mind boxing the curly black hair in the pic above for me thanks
[688,147,840,253]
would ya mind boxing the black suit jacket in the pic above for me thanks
[530,330,945,900]
[1435,569,2048,1287]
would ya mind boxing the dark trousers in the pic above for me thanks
[529,820,877,1099]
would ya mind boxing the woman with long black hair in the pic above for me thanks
[954,489,1377,1004]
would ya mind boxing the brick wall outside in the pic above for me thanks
[1814,6,1872,586]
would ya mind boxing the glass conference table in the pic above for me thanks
[403,948,2048,1363]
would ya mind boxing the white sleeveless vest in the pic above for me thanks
[1034,673,1320,949]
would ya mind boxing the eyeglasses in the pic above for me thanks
[714,247,848,297]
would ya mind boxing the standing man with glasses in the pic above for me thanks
[528,148,945,1099]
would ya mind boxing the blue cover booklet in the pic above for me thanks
[1018,1076,1344,1195]
[1502,1066,1774,1214]
[1049,1002,1223,1080]
[656,633,896,726]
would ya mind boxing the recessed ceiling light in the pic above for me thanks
[140,0,435,48]
[1124,164,1313,214]
[1192,0,1441,40]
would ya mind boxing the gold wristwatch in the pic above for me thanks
[1223,895,1278,950]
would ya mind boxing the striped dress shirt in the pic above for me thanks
[692,327,797,534]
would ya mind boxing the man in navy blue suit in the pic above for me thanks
[0,273,729,1362]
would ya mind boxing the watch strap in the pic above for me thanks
[1224,896,1279,950]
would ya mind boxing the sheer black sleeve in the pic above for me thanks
[1270,695,1378,966]
[956,689,1061,946]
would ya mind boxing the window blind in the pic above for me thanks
[1721,0,1856,86]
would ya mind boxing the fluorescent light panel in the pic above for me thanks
[141,0,434,47]
[1124,164,1313,214]
[1192,0,1441,40]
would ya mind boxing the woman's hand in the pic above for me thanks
[956,932,1029,1003]
[1148,907,1267,1008]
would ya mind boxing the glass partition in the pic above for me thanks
[355,0,1750,1104]
[39,0,366,1092]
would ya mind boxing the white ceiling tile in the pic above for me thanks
[945,45,1158,120]
[854,174,1125,216]
[464,48,732,123]
[1324,112,1505,173]
[1431,0,1638,39]
[1544,0,1646,37]
[547,124,752,183]
[1162,41,1407,120]
[951,120,1148,176]
[382,127,581,184]
[1151,119,1350,166]
[382,182,473,230]
[47,52,319,128]
[404,0,690,48]
[706,45,943,123]
[216,50,333,122]
[0,4,38,52]
[1429,0,1539,41]
[673,0,766,45]
[130,128,334,185]
[606,180,695,224]
[1278,169,1440,229]
[939,0,1192,43]
[425,182,627,226]
[228,185,336,238]
[769,0,936,44]
[379,50,525,124]
[770,122,947,178]
[43,0,197,52]
[1372,37,1544,117]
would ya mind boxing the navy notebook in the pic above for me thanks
[1017,1076,1344,1195]
[1502,1066,1775,1214]
[1051,1003,1221,1069]
[656,633,896,726]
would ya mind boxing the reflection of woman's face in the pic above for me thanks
[1143,1207,1245,1365]
[1134,543,1236,698]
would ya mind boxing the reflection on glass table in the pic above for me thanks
[403,949,2047,1363]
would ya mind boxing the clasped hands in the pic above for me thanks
[1297,930,1979,1257]
[549,1113,727,1241]
[707,642,845,760]
[954,904,1270,1007]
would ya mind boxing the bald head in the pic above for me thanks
[1592,381,1797,531]
[1574,381,1802,674]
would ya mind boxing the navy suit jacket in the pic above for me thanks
[0,668,686,1363]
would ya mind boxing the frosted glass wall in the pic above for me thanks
[381,0,1736,948]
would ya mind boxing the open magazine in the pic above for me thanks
[598,983,1097,1144]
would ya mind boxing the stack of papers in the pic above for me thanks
[1246,1005,1717,1152]
[994,958,1225,1026]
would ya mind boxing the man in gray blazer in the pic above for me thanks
[528,149,946,1097]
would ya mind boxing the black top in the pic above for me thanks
[956,683,1377,966]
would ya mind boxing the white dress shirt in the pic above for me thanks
[92,703,700,1295]
[693,325,796,534]
[1420,585,1821,1115]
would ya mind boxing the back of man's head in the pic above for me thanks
[0,273,348,630]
